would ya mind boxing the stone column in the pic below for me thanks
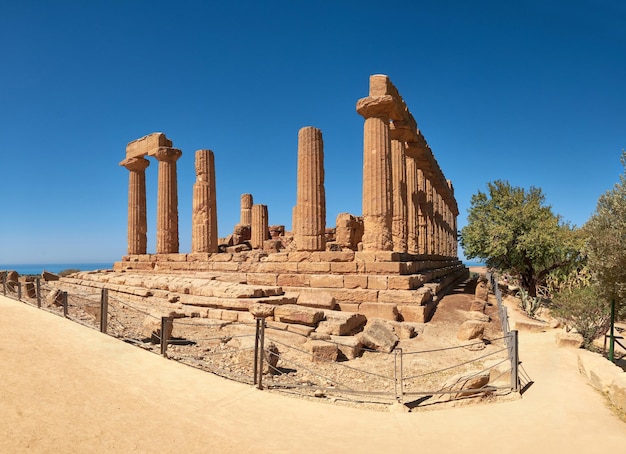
[452,212,459,257]
[406,156,418,254]
[357,113,393,251]
[251,204,269,249]
[434,188,442,256]
[426,178,435,255]
[154,147,182,254]
[390,139,408,252]
[240,193,253,225]
[192,150,218,253]
[122,157,150,255]
[417,168,427,255]
[294,126,326,251]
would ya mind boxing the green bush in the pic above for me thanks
[551,285,611,348]
[58,269,80,277]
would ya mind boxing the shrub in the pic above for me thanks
[58,269,80,277]
[551,285,611,348]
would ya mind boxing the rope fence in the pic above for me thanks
[1,270,524,407]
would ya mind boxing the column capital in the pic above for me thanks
[356,95,396,119]
[153,147,182,162]
[121,156,150,172]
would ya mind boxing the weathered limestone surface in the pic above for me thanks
[240,193,253,225]
[457,320,486,341]
[111,76,467,350]
[358,318,399,353]
[125,133,172,160]
[122,157,149,255]
[192,150,218,253]
[390,138,407,252]
[154,147,182,254]
[251,204,269,249]
[294,126,326,251]
[359,115,393,251]
[335,213,363,250]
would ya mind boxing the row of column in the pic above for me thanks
[357,100,458,257]
[123,147,220,255]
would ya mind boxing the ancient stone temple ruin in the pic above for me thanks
[67,75,468,342]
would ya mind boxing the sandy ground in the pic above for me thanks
[1,293,625,453]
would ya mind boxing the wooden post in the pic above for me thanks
[100,288,109,334]
[160,317,172,357]
[36,278,41,308]
[62,292,68,318]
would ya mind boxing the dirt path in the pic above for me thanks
[1,294,625,453]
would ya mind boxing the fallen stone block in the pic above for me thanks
[457,320,486,341]
[555,332,583,348]
[330,335,362,359]
[389,321,418,339]
[229,337,279,374]
[514,320,549,333]
[45,289,64,306]
[308,340,339,363]
[274,304,324,326]
[358,318,399,353]
[249,303,275,318]
[42,271,60,281]
[316,311,366,336]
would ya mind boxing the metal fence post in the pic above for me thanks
[62,291,68,318]
[253,318,261,385]
[100,288,109,334]
[511,330,520,392]
[160,317,172,357]
[17,282,22,301]
[36,278,41,308]
[395,348,404,403]
[258,318,266,390]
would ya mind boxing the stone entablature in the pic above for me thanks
[357,74,458,256]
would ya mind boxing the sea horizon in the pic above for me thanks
[0,262,114,276]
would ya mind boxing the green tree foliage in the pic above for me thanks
[460,180,583,296]
[551,285,611,348]
[585,151,626,309]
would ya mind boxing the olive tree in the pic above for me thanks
[460,180,582,296]
[585,151,626,309]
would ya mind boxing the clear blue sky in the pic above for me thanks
[1,0,624,264]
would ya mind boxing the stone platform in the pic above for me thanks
[80,250,468,322]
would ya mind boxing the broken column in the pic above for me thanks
[293,126,326,251]
[192,149,218,253]
[240,193,253,225]
[154,147,182,254]
[122,157,149,255]
[251,204,269,249]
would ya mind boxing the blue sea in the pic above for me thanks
[0,263,113,276]
[463,261,486,267]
